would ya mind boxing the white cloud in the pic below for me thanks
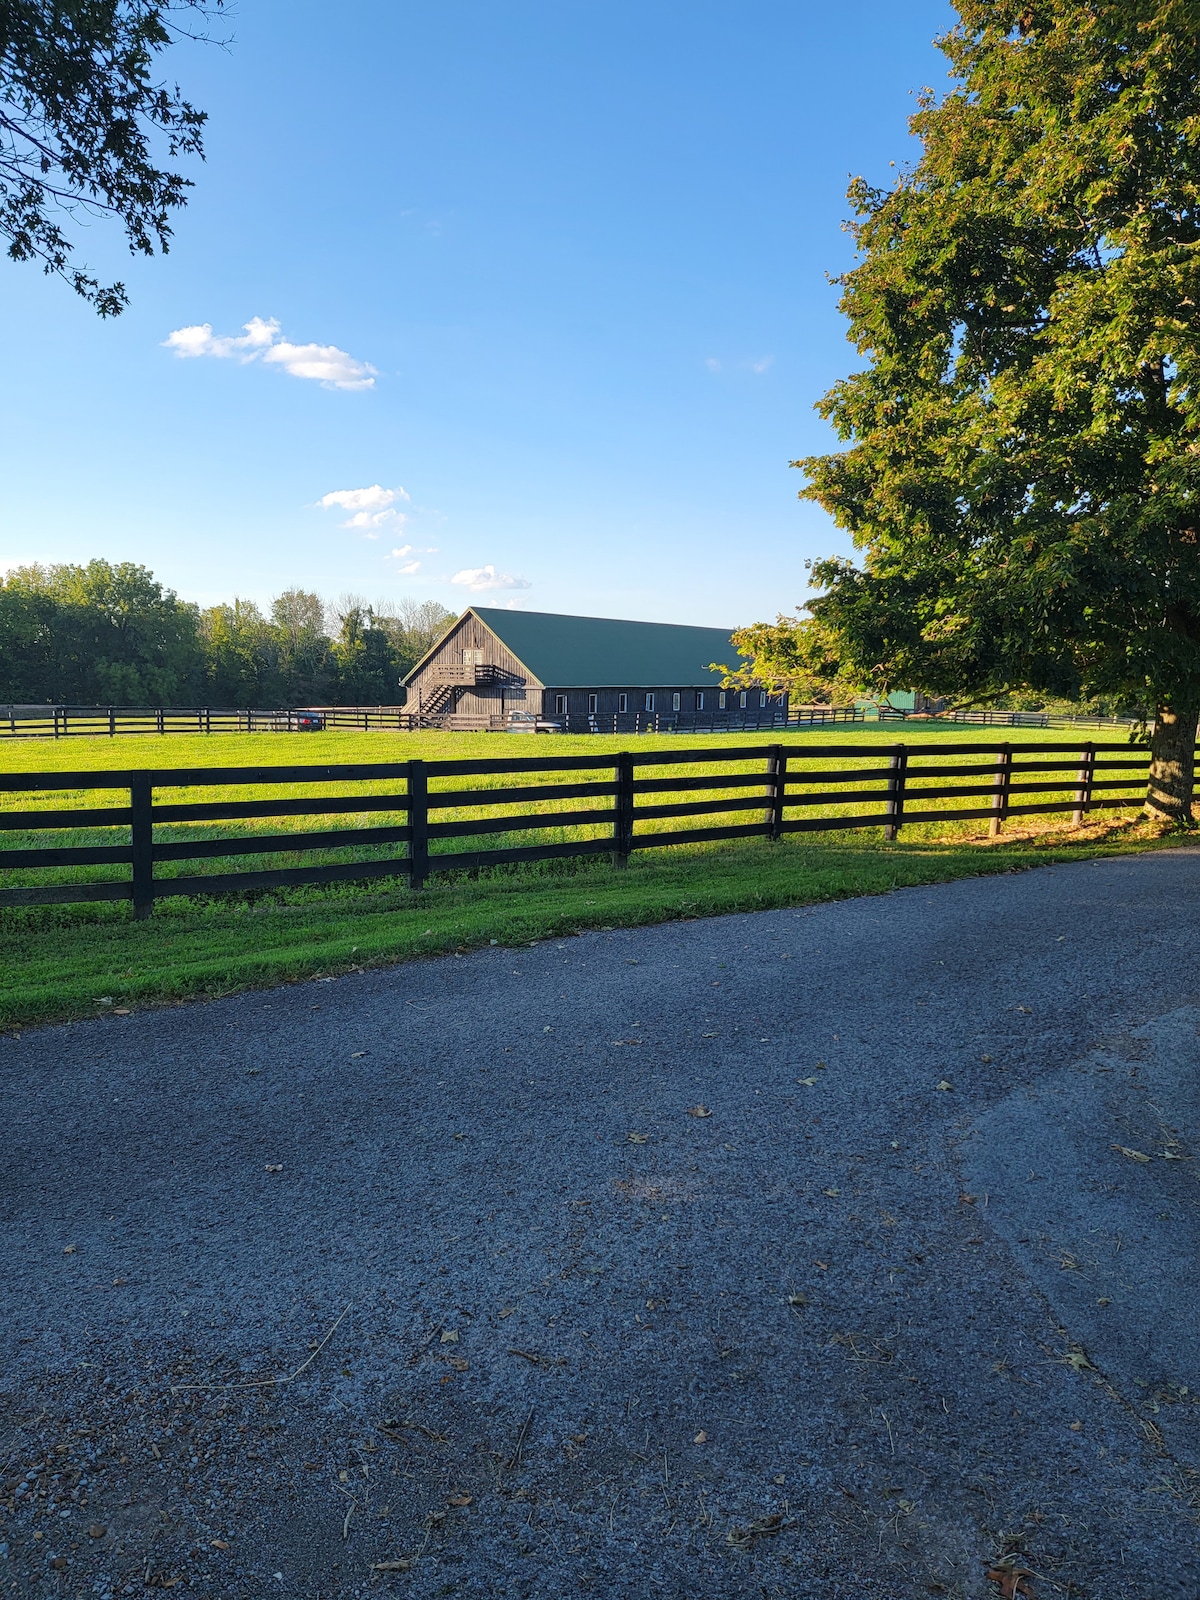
[163,317,377,390]
[749,355,774,374]
[450,564,531,592]
[319,485,405,512]
[317,485,409,532]
[390,544,413,559]
[263,339,377,390]
[164,316,280,361]
[395,560,421,575]
[705,357,722,373]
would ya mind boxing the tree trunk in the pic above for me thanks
[1146,703,1200,823]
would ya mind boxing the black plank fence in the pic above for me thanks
[0,739,1152,917]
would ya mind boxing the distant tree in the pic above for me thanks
[0,0,222,314]
[270,587,333,705]
[328,596,404,705]
[797,0,1200,821]
[200,599,281,708]
[0,559,200,702]
[373,597,456,681]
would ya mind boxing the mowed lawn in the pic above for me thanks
[0,724,1169,1028]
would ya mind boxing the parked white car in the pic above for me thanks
[507,709,565,734]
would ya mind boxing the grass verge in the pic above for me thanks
[0,811,1181,1032]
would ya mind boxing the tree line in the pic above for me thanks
[0,561,455,708]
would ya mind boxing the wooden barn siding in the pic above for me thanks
[407,613,537,716]
[544,687,789,718]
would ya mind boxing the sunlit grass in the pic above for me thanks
[0,724,1158,1028]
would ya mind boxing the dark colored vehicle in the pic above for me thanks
[290,710,325,731]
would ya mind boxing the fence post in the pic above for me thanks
[989,744,1013,837]
[156,708,164,735]
[130,774,154,920]
[765,744,787,840]
[613,751,635,867]
[1072,742,1096,826]
[883,744,908,841]
[408,759,429,889]
[108,707,115,737]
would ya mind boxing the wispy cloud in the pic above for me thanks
[164,317,378,390]
[748,355,774,374]
[705,357,722,373]
[450,564,531,592]
[394,560,421,575]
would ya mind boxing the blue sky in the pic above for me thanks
[0,0,953,627]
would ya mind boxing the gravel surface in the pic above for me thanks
[3,850,1200,1599]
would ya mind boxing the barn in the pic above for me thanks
[402,606,788,731]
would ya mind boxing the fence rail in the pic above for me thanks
[0,738,1154,917]
[0,703,869,740]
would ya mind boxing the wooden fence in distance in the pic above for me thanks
[0,739,1150,918]
[0,703,867,739]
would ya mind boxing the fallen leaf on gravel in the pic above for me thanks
[980,1054,993,1062]
[88,1526,107,1540]
[1111,1145,1151,1162]
[822,1188,840,1198]
[702,1032,719,1038]
[796,1077,818,1087]
[959,1193,977,1205]
[370,1559,416,1572]
[264,1164,284,1173]
[985,1562,1035,1598]
[445,1358,469,1371]
[1063,1344,1095,1372]
[498,1306,517,1319]
[210,1539,230,1551]
[688,1105,712,1118]
[786,1293,807,1307]
[446,1494,472,1506]
[440,1329,459,1343]
[351,1052,366,1059]
[935,1080,954,1092]
[1069,1421,1083,1431]
[113,1008,131,1016]
[727,1513,790,1550]
[627,1132,649,1144]
[693,1430,708,1443]
[62,1245,76,1254]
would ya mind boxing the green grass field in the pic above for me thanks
[0,724,1169,1029]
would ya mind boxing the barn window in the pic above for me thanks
[588,693,598,714]
[759,691,767,708]
[672,692,681,712]
[696,692,704,711]
[739,691,747,709]
[554,694,566,715]
[462,649,483,665]
[645,693,655,711]
[719,691,726,710]
[618,693,628,713]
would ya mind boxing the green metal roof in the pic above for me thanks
[469,607,738,688]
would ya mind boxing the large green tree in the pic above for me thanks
[798,0,1200,820]
[0,559,201,702]
[0,0,220,313]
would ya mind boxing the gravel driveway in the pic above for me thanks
[3,850,1199,1599]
